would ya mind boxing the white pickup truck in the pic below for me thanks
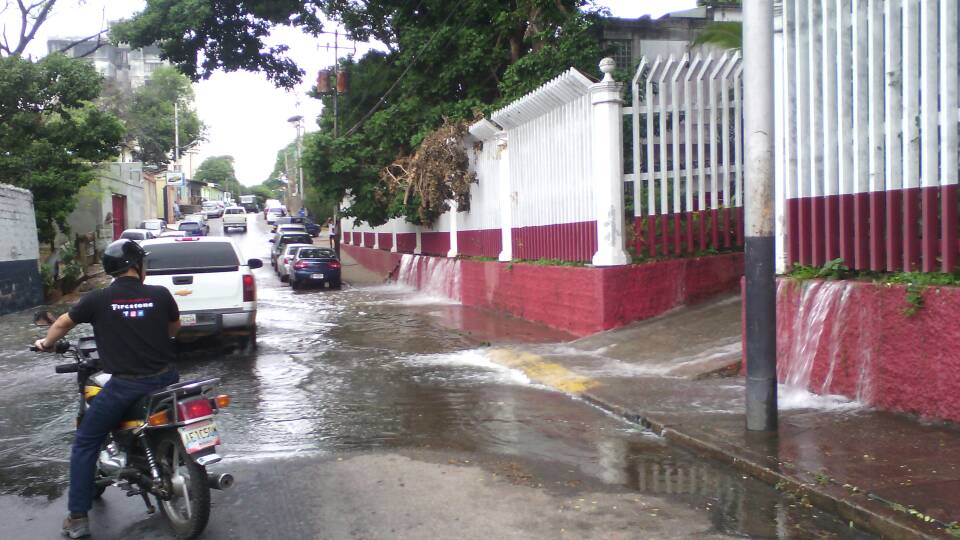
[221,206,248,232]
[142,237,262,351]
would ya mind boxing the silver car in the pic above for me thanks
[277,243,313,283]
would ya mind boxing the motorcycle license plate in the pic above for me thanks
[311,273,324,279]
[180,314,197,326]
[178,420,220,454]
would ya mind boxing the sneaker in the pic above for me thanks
[62,515,90,538]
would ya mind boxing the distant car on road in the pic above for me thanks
[265,206,285,224]
[302,218,321,237]
[289,247,341,290]
[138,218,167,232]
[142,236,262,351]
[277,243,313,283]
[269,231,314,268]
[119,228,157,243]
[275,224,307,236]
[178,220,208,237]
[271,216,305,233]
[222,206,248,232]
[202,201,224,219]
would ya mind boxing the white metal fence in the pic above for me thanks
[625,52,745,257]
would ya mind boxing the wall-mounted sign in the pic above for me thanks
[165,172,185,186]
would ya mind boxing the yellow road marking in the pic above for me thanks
[486,349,599,395]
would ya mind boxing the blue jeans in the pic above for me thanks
[68,370,179,514]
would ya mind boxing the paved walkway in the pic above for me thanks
[488,296,960,540]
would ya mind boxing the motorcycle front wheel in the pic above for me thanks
[155,432,211,539]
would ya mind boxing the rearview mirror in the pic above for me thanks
[33,311,56,327]
[248,258,263,269]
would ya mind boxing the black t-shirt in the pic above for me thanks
[68,277,179,376]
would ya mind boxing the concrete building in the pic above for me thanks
[601,3,742,71]
[65,163,146,254]
[46,39,165,91]
[0,184,43,314]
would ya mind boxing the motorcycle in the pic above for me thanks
[30,330,234,539]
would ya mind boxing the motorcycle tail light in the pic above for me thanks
[148,410,171,426]
[177,398,213,421]
[210,394,231,409]
[242,274,255,302]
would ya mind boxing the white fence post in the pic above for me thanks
[390,219,398,253]
[447,202,459,257]
[496,132,513,261]
[591,58,630,267]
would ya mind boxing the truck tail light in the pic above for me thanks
[242,274,255,302]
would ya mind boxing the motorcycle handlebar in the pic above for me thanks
[55,363,79,374]
[28,340,70,354]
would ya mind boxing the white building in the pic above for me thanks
[46,39,166,91]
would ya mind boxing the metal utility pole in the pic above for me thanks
[743,0,778,432]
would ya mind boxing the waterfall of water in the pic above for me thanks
[394,254,463,302]
[778,280,859,410]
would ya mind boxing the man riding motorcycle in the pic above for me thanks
[34,239,181,538]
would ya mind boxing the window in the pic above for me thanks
[146,242,239,271]
[298,248,335,259]
[280,235,312,246]
[606,39,633,70]
[120,231,144,240]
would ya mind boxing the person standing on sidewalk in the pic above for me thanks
[328,218,337,249]
[34,240,180,538]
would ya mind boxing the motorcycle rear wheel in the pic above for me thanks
[155,432,210,539]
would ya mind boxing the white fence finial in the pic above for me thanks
[599,57,616,82]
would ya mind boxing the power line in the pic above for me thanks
[340,0,465,138]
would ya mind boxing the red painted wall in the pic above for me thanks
[344,244,743,336]
[363,232,376,247]
[512,221,597,262]
[420,231,449,256]
[458,229,501,258]
[774,278,960,422]
[396,233,416,253]
[377,233,393,251]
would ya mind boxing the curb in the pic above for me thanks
[577,392,943,540]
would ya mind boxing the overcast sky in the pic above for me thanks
[5,0,695,185]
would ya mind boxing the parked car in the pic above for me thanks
[178,220,208,237]
[269,231,314,268]
[271,216,304,233]
[263,199,282,219]
[138,218,167,232]
[277,243,313,282]
[289,247,341,290]
[202,201,224,219]
[265,206,285,224]
[158,230,187,238]
[186,213,207,225]
[222,206,248,232]
[142,237,262,350]
[302,218,321,237]
[275,224,307,236]
[119,228,157,243]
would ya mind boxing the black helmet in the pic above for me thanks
[102,239,148,277]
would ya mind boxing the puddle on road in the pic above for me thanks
[0,223,873,538]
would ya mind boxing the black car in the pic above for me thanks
[302,218,321,237]
[289,247,341,290]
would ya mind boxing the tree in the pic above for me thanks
[194,155,242,196]
[0,54,124,245]
[126,66,204,167]
[693,1,742,50]
[116,0,608,224]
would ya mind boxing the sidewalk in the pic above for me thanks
[487,296,960,540]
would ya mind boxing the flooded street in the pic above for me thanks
[0,216,873,539]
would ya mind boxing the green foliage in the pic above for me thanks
[692,21,742,51]
[0,54,124,245]
[125,66,204,167]
[789,258,852,280]
[116,0,608,225]
[194,155,242,196]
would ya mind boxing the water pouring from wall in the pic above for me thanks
[394,254,463,302]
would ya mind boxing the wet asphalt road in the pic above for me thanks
[0,214,875,539]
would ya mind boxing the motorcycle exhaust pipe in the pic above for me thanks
[208,473,234,490]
